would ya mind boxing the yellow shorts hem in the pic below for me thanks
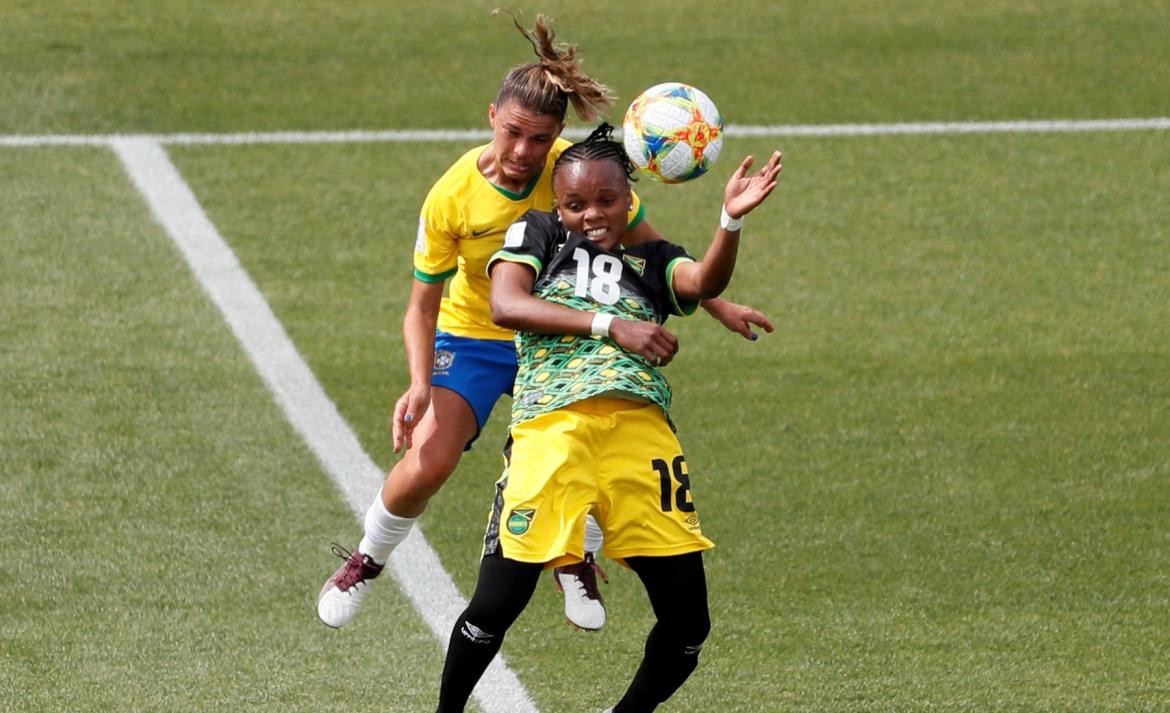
[604,540,714,563]
[499,545,584,570]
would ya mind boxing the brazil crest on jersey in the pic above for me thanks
[488,210,699,425]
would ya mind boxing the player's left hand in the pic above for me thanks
[608,318,679,367]
[702,297,775,341]
[723,150,783,221]
[391,383,431,453]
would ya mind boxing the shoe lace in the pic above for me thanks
[329,542,383,591]
[564,553,609,600]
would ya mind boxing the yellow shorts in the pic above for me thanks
[483,396,714,568]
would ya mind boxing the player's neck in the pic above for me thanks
[478,147,529,194]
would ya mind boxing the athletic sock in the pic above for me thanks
[358,495,416,564]
[613,624,702,713]
[435,613,505,713]
[435,554,542,713]
[584,512,604,555]
[615,553,710,713]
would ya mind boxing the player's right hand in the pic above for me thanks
[609,319,679,367]
[391,384,431,453]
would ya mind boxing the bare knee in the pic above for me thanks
[382,441,464,516]
[399,451,461,496]
[382,387,478,515]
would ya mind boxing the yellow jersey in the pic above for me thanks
[413,138,644,340]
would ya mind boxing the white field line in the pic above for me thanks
[111,137,537,713]
[5,117,1170,147]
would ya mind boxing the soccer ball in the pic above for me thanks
[622,82,724,184]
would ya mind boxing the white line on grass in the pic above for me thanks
[5,117,1170,147]
[111,137,538,713]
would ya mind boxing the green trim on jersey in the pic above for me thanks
[414,266,458,283]
[665,257,700,316]
[491,251,543,276]
[491,169,544,201]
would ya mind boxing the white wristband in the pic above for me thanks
[590,312,614,338]
[720,205,744,231]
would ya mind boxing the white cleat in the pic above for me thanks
[553,552,609,631]
[316,544,385,629]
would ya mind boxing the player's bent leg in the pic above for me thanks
[383,387,480,518]
[437,552,543,713]
[317,388,478,629]
[610,552,710,713]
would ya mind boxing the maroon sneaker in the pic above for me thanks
[316,544,384,629]
[553,552,609,631]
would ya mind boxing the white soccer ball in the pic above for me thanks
[622,82,724,184]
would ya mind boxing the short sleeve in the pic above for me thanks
[654,242,700,317]
[413,190,459,283]
[487,211,559,279]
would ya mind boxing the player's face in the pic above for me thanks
[553,159,631,252]
[488,102,564,185]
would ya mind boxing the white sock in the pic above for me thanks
[358,496,416,564]
[584,513,604,555]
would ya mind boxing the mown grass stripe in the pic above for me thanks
[3,117,1168,147]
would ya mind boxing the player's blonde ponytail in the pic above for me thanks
[492,10,615,122]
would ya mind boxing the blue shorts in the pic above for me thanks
[432,331,517,449]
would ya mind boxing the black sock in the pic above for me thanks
[435,553,542,713]
[435,614,505,713]
[613,552,710,713]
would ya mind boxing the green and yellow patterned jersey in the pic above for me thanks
[488,209,699,425]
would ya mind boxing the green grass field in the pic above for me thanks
[3,2,1170,711]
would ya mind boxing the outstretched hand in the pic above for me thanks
[702,298,776,341]
[723,151,784,221]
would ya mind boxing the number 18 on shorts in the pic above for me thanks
[484,397,715,567]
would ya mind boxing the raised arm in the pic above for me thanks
[671,151,783,302]
[625,197,775,340]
